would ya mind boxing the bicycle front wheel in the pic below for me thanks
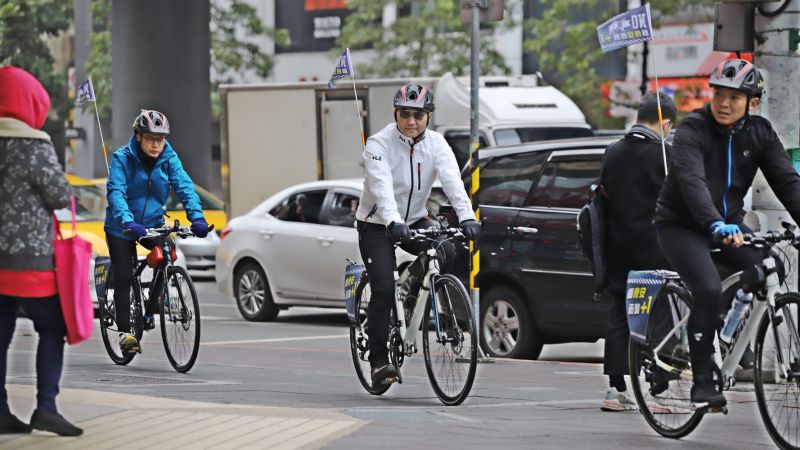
[423,274,477,406]
[349,275,391,396]
[160,266,201,373]
[754,292,800,450]
[99,267,140,365]
[628,282,703,438]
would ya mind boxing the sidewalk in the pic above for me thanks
[0,384,363,449]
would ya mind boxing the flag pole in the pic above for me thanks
[643,4,668,177]
[346,49,366,149]
[88,76,110,174]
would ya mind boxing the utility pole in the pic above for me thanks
[751,1,800,290]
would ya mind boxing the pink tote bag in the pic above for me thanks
[53,196,93,345]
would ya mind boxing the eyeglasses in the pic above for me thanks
[142,135,166,145]
[397,109,427,120]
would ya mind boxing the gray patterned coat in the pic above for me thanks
[0,136,72,271]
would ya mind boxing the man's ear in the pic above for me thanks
[135,133,141,143]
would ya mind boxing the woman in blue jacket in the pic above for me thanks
[104,109,209,355]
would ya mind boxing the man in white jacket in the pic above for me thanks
[355,84,481,387]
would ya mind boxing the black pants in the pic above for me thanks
[603,251,670,378]
[107,234,161,333]
[0,295,66,414]
[357,219,455,366]
[657,224,764,375]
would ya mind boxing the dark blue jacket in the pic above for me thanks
[104,133,203,239]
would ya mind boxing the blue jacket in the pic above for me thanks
[104,133,203,239]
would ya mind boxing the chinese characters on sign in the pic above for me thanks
[596,4,653,53]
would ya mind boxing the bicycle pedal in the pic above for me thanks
[691,402,727,414]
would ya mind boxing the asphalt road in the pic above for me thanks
[3,277,779,449]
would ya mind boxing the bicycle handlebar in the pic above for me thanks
[742,222,800,248]
[410,226,464,238]
[124,221,215,241]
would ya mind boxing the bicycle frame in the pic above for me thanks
[394,246,442,355]
[651,253,798,386]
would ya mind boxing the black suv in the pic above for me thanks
[460,136,619,359]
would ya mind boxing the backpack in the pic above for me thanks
[576,185,607,302]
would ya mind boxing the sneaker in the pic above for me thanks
[370,364,398,386]
[645,390,692,414]
[601,388,639,412]
[691,374,726,409]
[29,409,82,437]
[118,333,141,354]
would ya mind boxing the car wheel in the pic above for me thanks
[481,287,543,359]
[234,262,279,321]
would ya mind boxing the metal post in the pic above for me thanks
[469,0,492,362]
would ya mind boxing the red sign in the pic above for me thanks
[305,0,348,11]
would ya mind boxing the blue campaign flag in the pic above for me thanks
[327,48,353,88]
[596,4,653,53]
[75,79,96,106]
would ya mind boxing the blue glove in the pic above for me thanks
[710,220,741,237]
[191,218,210,238]
[124,222,147,239]
[460,219,481,240]
[386,221,411,242]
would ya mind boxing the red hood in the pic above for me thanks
[0,66,51,129]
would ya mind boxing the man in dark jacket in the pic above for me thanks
[655,59,800,409]
[600,92,676,411]
[0,66,82,436]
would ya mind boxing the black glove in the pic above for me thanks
[460,219,481,240]
[386,221,412,242]
[191,218,210,238]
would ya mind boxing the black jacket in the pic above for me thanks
[655,105,800,232]
[601,124,669,271]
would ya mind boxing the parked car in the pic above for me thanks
[91,178,226,271]
[216,179,449,321]
[463,137,618,359]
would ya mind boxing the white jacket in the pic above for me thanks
[356,123,476,226]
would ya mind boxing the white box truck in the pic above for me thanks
[219,73,591,217]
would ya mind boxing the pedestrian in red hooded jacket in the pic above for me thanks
[0,66,82,436]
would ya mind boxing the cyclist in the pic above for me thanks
[105,109,209,355]
[654,59,800,409]
[600,92,676,411]
[356,84,481,387]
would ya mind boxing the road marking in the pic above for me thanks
[204,334,349,346]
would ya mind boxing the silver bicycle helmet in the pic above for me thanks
[132,109,170,135]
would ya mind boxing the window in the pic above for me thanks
[478,152,547,207]
[527,157,602,209]
[270,190,327,224]
[327,192,359,227]
[443,131,488,171]
[55,184,107,222]
[494,127,594,146]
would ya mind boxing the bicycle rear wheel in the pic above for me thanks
[99,268,142,365]
[754,292,800,450]
[160,266,201,373]
[423,274,477,406]
[349,275,391,395]
[628,283,704,438]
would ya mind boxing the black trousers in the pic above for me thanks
[603,251,670,378]
[657,224,764,375]
[106,234,161,333]
[357,219,455,366]
[0,295,65,414]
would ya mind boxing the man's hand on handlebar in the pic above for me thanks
[124,222,147,239]
[711,221,745,248]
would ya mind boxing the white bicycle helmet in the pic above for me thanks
[132,109,170,135]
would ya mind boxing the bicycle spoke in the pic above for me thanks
[160,266,200,373]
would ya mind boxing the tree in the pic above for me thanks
[0,0,74,129]
[338,0,512,77]
[86,0,289,120]
[524,0,716,127]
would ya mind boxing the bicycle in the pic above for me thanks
[347,226,478,406]
[96,220,203,373]
[627,222,800,449]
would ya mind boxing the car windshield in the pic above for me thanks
[494,127,594,146]
[55,184,107,222]
[166,187,224,211]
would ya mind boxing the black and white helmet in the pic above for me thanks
[132,109,170,135]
